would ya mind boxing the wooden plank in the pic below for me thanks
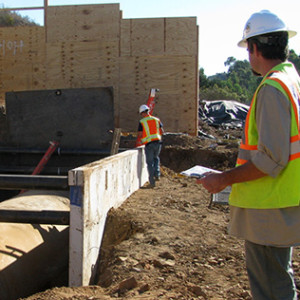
[46,41,119,89]
[120,19,131,56]
[47,6,76,42]
[119,92,196,134]
[165,17,198,55]
[0,27,46,93]
[1,72,32,91]
[131,18,164,56]
[31,62,47,90]
[153,94,182,132]
[47,4,120,43]
[74,4,120,41]
[120,55,197,94]
[119,56,136,92]
[119,55,197,134]
[121,17,198,57]
[0,27,45,59]
[118,93,143,131]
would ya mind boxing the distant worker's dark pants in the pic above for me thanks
[145,141,161,185]
[245,240,297,300]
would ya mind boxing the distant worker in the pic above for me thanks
[137,104,164,188]
[198,10,300,300]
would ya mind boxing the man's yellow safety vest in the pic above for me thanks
[229,62,300,209]
[140,116,161,145]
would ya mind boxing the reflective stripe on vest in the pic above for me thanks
[140,116,161,144]
[229,62,300,209]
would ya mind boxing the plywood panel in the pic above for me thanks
[119,55,197,134]
[121,17,198,57]
[0,27,46,94]
[46,41,119,89]
[120,19,131,56]
[154,94,182,132]
[47,6,76,42]
[119,56,153,95]
[165,18,198,55]
[131,18,164,56]
[31,63,47,90]
[0,27,45,63]
[47,4,120,43]
[119,56,135,91]
[118,92,148,131]
[74,4,120,42]
[155,92,196,134]
[119,55,197,94]
[119,91,196,134]
[1,67,32,91]
[45,42,71,88]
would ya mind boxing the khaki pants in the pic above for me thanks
[245,240,297,300]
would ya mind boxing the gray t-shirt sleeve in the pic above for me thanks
[251,85,291,177]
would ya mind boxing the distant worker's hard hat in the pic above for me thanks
[238,10,297,48]
[139,104,149,114]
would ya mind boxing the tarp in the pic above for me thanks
[199,100,249,128]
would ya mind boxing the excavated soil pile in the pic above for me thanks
[24,124,300,300]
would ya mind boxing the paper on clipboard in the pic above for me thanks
[180,165,221,179]
[181,165,230,205]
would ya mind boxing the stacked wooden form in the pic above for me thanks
[0,4,198,134]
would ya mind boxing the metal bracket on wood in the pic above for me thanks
[68,170,84,186]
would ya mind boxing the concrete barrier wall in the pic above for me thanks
[68,147,147,286]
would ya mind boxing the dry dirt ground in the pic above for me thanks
[24,123,300,300]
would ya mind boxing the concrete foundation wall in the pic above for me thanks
[68,146,147,286]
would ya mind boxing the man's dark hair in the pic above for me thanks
[247,31,289,61]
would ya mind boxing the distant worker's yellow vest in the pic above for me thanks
[140,116,161,145]
[229,62,300,209]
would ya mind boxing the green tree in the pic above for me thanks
[289,49,300,74]
[227,59,261,102]
[200,84,241,101]
[200,58,257,103]
[200,50,300,103]
[199,68,210,88]
[224,56,236,67]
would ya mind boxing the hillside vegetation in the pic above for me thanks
[0,9,38,27]
[200,50,300,104]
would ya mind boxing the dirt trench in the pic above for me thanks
[95,132,240,288]
[25,129,266,300]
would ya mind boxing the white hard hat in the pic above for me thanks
[238,10,297,48]
[139,104,149,114]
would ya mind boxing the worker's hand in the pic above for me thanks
[195,172,211,184]
[197,172,228,194]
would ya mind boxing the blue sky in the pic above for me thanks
[1,0,300,76]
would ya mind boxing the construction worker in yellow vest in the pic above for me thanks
[137,104,164,188]
[198,10,300,300]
